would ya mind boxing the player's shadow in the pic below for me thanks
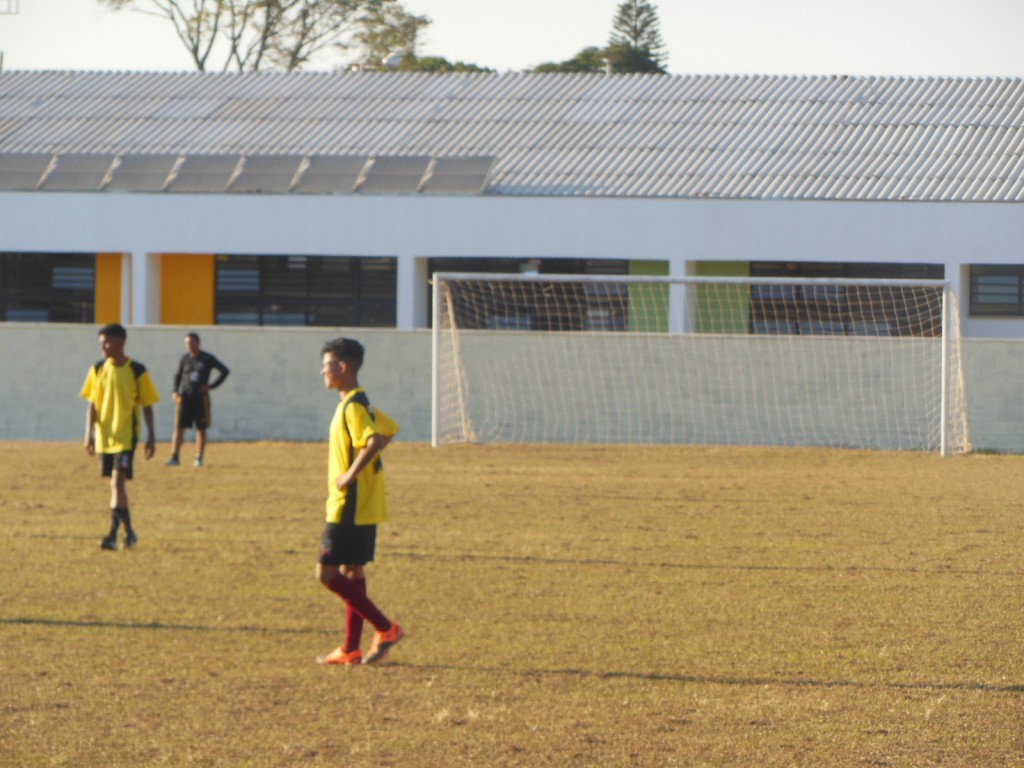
[388,660,1024,694]
[0,616,318,635]
[4,616,1020,695]
[391,548,1024,578]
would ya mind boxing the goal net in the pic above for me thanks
[432,274,971,455]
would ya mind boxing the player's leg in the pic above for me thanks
[110,466,127,509]
[194,394,211,467]
[340,563,367,655]
[168,399,186,465]
[99,454,119,549]
[338,526,402,665]
[315,562,362,665]
[316,525,400,664]
[167,426,185,465]
[194,428,207,467]
[319,527,390,629]
[112,452,137,548]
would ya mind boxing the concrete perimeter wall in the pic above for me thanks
[0,324,1020,453]
[1,325,432,445]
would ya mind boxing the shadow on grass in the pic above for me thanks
[390,549,1024,578]
[4,617,1021,694]
[395,661,1024,694]
[15,536,1021,577]
[0,616,318,635]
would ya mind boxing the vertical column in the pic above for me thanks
[129,250,162,325]
[395,253,430,329]
[119,252,133,323]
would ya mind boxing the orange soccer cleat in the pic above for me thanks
[363,623,404,665]
[316,647,363,666]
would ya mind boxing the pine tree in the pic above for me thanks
[608,0,667,72]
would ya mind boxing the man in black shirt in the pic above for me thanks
[167,332,230,468]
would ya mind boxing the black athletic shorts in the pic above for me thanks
[176,394,211,430]
[100,450,135,480]
[320,522,377,566]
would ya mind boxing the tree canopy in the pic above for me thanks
[531,47,607,74]
[99,0,430,72]
[532,0,668,74]
[609,0,666,69]
[99,0,664,74]
[392,55,493,73]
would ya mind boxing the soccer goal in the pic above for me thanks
[431,273,971,455]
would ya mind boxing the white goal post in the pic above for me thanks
[431,273,971,456]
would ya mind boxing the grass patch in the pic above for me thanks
[2,441,1023,767]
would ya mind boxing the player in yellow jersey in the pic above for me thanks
[315,337,403,666]
[80,324,160,551]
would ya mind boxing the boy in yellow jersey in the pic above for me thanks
[80,324,160,551]
[315,337,403,666]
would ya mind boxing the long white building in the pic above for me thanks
[1,70,1023,338]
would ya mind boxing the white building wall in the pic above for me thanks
[0,192,1023,335]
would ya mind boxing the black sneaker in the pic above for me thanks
[125,531,138,549]
[100,536,118,550]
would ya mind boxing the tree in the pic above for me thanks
[530,1,668,75]
[531,46,606,74]
[392,55,492,73]
[349,1,429,69]
[609,0,666,70]
[98,0,429,72]
[602,42,664,74]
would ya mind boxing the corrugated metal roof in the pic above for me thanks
[1,69,1023,201]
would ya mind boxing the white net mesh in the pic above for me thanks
[433,274,970,455]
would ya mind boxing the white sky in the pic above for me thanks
[1,0,1023,77]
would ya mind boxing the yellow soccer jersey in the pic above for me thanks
[325,388,399,525]
[80,358,160,453]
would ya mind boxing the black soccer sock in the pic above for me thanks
[108,509,121,538]
[116,507,133,535]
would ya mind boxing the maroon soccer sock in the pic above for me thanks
[344,577,367,653]
[327,574,390,633]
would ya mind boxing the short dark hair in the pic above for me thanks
[99,323,127,340]
[321,337,364,371]
[186,332,201,343]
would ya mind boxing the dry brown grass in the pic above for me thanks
[2,440,1023,767]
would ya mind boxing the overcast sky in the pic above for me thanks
[1,0,1022,77]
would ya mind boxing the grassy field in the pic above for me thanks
[2,440,1023,767]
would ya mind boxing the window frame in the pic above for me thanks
[214,254,398,328]
[969,265,1024,317]
[0,252,96,323]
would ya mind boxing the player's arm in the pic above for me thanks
[372,408,399,450]
[335,433,388,490]
[84,403,97,455]
[207,357,230,390]
[172,358,184,397]
[142,406,156,459]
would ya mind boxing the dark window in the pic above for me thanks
[0,253,95,323]
[970,265,1024,316]
[748,262,945,337]
[428,257,629,331]
[215,255,397,327]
